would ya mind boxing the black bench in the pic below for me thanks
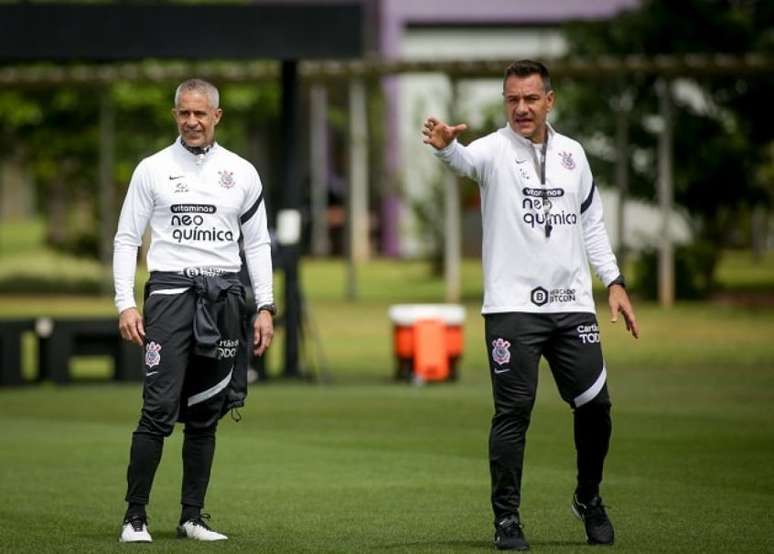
[0,317,143,385]
[0,318,36,386]
[36,318,144,384]
[1,316,270,386]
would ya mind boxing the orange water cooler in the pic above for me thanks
[388,304,466,384]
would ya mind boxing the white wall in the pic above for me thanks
[599,188,692,250]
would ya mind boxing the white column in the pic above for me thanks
[348,77,369,261]
[444,79,461,303]
[346,77,370,299]
[657,79,675,307]
[309,83,330,257]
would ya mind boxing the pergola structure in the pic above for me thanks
[3,53,769,84]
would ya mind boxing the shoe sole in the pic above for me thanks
[494,535,530,550]
[176,525,228,541]
[570,501,614,546]
[119,529,152,543]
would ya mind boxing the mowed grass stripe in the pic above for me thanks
[1,376,773,553]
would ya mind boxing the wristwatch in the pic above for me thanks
[257,303,277,316]
[608,275,626,289]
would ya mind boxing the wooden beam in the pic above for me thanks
[1,54,771,87]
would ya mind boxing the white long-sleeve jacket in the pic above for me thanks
[434,124,620,314]
[113,138,273,314]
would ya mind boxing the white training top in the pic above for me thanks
[113,138,273,314]
[434,124,620,314]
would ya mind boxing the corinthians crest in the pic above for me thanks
[218,170,235,189]
[491,338,511,365]
[145,341,162,368]
[558,151,576,170]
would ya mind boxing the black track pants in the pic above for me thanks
[125,422,217,507]
[124,272,245,507]
[181,423,217,508]
[485,312,612,521]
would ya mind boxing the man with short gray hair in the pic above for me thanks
[174,78,220,110]
[114,78,275,543]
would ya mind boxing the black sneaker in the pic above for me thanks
[571,495,614,545]
[494,514,529,551]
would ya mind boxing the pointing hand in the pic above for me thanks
[422,117,468,150]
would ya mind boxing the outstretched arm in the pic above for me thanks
[423,116,493,184]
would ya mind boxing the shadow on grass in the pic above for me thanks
[381,539,588,550]
[381,540,491,550]
[530,540,589,547]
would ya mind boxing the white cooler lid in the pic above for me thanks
[388,304,466,325]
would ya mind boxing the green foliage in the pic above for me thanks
[714,249,774,293]
[0,91,43,135]
[408,171,447,274]
[558,0,774,253]
[0,217,45,255]
[0,75,282,258]
[633,241,719,299]
[0,247,109,295]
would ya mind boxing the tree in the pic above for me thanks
[0,75,282,259]
[557,0,774,296]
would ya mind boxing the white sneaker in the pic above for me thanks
[176,515,228,541]
[118,516,152,543]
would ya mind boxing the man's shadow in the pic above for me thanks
[380,538,585,550]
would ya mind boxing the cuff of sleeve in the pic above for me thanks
[432,139,458,158]
[254,297,274,309]
[607,274,626,289]
[116,300,137,314]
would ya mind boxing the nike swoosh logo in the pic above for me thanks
[146,371,159,377]
[494,368,510,374]
[516,159,527,164]
[169,175,184,180]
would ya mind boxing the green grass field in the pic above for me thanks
[1,250,773,552]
